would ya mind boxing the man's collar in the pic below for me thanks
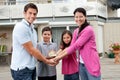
[22,19,34,27]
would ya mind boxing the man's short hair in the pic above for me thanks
[24,3,38,13]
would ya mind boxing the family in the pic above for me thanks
[10,3,101,80]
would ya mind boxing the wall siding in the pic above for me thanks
[0,27,13,52]
[104,23,120,53]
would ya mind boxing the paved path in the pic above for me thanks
[101,58,120,80]
[0,58,120,80]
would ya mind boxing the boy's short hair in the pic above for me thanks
[24,3,38,13]
[42,27,52,34]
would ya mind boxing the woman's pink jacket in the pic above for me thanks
[67,26,101,77]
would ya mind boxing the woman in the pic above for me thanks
[54,7,101,80]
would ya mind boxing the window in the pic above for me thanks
[7,0,16,5]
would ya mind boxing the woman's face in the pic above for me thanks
[63,33,71,45]
[74,12,86,27]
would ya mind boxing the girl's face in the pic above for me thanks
[74,12,86,27]
[63,33,72,45]
[42,31,51,43]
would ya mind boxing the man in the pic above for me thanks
[10,3,56,80]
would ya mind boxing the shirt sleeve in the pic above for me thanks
[14,23,31,45]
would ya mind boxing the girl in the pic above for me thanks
[57,30,79,80]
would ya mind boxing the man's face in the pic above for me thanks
[24,8,37,24]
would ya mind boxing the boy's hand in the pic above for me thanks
[46,58,59,66]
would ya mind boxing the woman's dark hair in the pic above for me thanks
[73,7,89,34]
[24,3,38,13]
[42,26,52,34]
[60,30,72,50]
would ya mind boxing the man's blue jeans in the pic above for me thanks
[11,67,36,80]
[79,63,101,80]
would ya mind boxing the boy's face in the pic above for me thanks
[42,31,51,42]
[24,8,37,24]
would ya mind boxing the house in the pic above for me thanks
[0,0,120,57]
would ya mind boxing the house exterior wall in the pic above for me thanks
[104,22,120,53]
[1,18,120,57]
[1,18,120,56]
[0,0,119,57]
[36,20,105,54]
[0,0,5,5]
[88,21,104,54]
[107,7,117,17]
[0,26,13,52]
[0,1,107,19]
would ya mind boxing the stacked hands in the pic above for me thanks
[46,50,61,66]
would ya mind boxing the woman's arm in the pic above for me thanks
[56,49,63,56]
[67,26,93,54]
[54,48,68,62]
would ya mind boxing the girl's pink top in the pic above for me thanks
[62,51,78,74]
[66,26,101,77]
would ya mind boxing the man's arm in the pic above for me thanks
[23,41,55,65]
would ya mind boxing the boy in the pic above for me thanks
[37,27,57,80]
